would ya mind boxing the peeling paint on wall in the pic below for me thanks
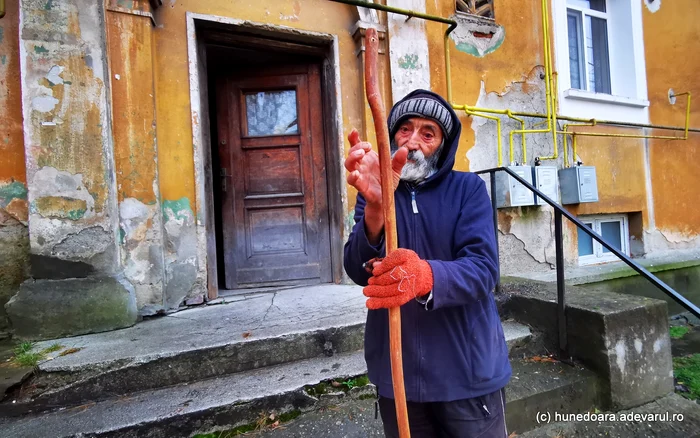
[120,198,164,313]
[106,7,165,313]
[20,0,120,276]
[387,0,431,103]
[644,0,661,13]
[162,197,198,308]
[398,53,421,70]
[465,67,564,273]
[30,167,96,220]
[450,14,505,58]
[279,0,301,22]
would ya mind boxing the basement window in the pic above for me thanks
[456,0,495,20]
[577,214,630,265]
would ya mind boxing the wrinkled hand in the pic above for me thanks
[363,249,433,310]
[344,129,408,206]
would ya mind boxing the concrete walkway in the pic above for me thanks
[515,247,700,285]
[28,284,530,375]
[30,284,368,373]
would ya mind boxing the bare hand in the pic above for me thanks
[344,128,408,206]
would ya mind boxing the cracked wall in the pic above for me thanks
[20,0,120,274]
[465,68,563,274]
[387,0,431,103]
[0,2,29,336]
[154,0,362,295]
[643,0,700,254]
[106,3,167,313]
[422,0,699,272]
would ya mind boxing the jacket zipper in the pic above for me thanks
[480,396,491,417]
[409,184,421,397]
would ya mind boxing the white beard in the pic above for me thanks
[391,140,444,184]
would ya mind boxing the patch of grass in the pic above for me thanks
[192,410,301,437]
[278,410,301,422]
[12,342,42,367]
[341,375,370,390]
[14,352,43,367]
[193,423,256,438]
[14,342,34,356]
[674,353,700,401]
[11,343,69,367]
[670,326,690,339]
[305,374,371,397]
[305,381,330,397]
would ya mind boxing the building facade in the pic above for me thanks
[0,0,698,339]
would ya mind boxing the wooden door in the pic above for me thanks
[216,64,331,289]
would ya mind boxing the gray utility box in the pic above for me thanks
[495,165,535,208]
[533,166,559,205]
[559,166,599,204]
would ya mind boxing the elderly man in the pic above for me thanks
[343,89,511,437]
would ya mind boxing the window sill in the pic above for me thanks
[564,89,650,108]
[579,254,626,266]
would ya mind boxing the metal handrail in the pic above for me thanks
[476,166,700,358]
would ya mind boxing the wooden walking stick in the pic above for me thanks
[364,27,411,438]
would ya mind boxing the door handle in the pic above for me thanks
[220,168,232,192]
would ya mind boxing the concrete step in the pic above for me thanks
[257,358,598,438]
[505,358,599,435]
[2,284,532,417]
[0,350,370,438]
[0,353,597,438]
[1,285,367,415]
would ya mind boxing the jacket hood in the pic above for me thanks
[387,89,462,186]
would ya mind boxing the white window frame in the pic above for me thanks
[566,1,611,93]
[577,214,630,265]
[552,0,650,124]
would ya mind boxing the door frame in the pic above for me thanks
[186,13,347,299]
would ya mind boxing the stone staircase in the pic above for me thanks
[0,283,602,437]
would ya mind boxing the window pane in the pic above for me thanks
[589,0,606,13]
[567,10,584,90]
[578,223,594,256]
[568,0,591,9]
[601,221,622,253]
[587,16,611,93]
[245,90,298,137]
[567,0,605,12]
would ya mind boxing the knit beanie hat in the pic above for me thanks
[388,92,455,140]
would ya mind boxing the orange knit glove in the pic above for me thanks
[363,249,433,310]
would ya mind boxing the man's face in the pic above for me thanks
[391,117,445,183]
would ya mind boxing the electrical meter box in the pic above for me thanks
[495,166,535,208]
[559,166,599,204]
[533,166,559,205]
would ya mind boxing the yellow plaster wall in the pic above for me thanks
[426,0,545,172]
[106,9,158,205]
[565,126,647,220]
[0,1,28,223]
[643,0,700,236]
[152,0,365,214]
[0,1,25,186]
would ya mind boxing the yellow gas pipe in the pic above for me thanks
[330,0,697,169]
[455,106,504,166]
[560,92,691,167]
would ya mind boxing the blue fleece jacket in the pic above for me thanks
[343,90,511,403]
